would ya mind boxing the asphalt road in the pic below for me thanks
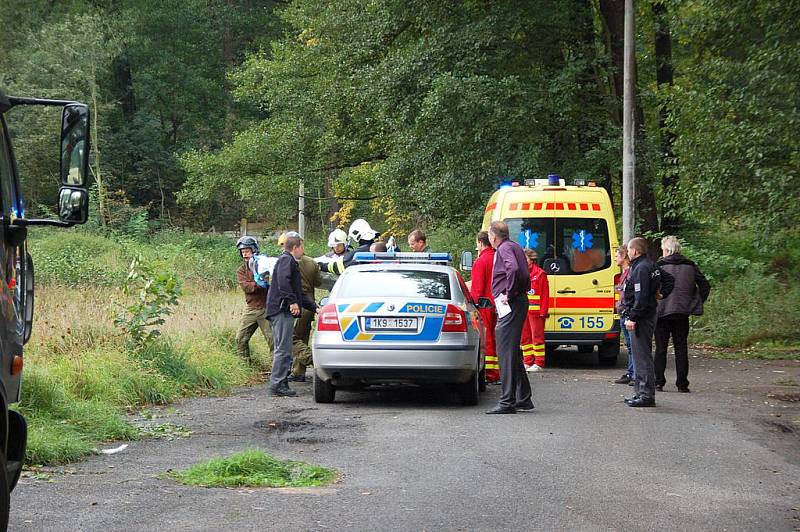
[11,352,800,531]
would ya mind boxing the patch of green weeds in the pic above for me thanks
[169,448,338,488]
[136,422,193,441]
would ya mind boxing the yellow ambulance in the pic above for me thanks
[479,175,621,365]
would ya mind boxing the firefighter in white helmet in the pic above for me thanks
[325,228,350,258]
[317,219,380,275]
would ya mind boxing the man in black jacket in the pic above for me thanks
[266,234,317,397]
[655,236,711,393]
[622,237,661,407]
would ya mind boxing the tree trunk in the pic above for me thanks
[90,63,107,226]
[653,1,679,234]
[323,172,338,229]
[598,0,660,247]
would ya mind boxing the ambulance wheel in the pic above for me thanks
[313,371,335,403]
[460,370,480,406]
[478,366,487,393]
[598,340,620,367]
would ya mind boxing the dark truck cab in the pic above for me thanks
[0,91,90,529]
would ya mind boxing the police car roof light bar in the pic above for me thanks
[352,252,452,264]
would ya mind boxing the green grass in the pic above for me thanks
[21,329,255,465]
[169,448,338,488]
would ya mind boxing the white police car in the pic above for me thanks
[312,252,486,405]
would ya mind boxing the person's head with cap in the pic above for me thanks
[278,231,304,259]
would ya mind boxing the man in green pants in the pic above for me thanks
[235,236,273,362]
[278,232,322,382]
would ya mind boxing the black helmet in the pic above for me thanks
[236,236,259,255]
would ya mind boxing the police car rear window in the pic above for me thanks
[338,270,451,300]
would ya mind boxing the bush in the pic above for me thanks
[692,269,800,347]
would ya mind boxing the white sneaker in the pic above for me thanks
[526,364,543,373]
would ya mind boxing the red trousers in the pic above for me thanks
[479,308,499,382]
[521,314,546,367]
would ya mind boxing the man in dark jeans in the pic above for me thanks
[655,236,711,393]
[265,234,317,397]
[622,237,661,407]
[485,220,533,414]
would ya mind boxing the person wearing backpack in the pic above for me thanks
[655,236,711,393]
[622,237,661,407]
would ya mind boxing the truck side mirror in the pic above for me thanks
[60,104,90,186]
[460,251,473,271]
[58,187,88,224]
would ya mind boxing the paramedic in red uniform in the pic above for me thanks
[469,231,499,383]
[521,249,549,372]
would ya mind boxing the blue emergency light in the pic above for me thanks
[352,252,452,264]
[547,174,561,185]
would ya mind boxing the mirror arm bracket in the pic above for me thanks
[12,218,74,228]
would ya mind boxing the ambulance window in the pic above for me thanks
[504,218,554,266]
[555,218,610,275]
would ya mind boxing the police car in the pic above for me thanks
[312,252,486,405]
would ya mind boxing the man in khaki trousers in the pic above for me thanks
[235,236,273,361]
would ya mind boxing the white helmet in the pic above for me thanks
[348,219,378,242]
[327,228,348,248]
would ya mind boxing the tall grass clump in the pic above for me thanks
[170,448,338,488]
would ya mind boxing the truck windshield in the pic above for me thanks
[505,217,610,275]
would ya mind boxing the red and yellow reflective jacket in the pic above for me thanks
[527,262,550,317]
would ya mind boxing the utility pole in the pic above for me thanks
[622,0,636,244]
[298,178,306,239]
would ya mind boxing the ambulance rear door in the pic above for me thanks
[547,214,615,338]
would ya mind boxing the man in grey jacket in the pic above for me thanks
[655,236,711,393]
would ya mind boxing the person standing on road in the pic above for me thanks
[273,232,322,383]
[522,249,549,372]
[613,246,635,385]
[469,231,499,384]
[622,237,661,407]
[486,221,533,414]
[655,236,711,393]
[235,236,273,363]
[266,234,317,397]
[407,229,431,252]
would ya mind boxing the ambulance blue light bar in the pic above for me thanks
[352,252,452,264]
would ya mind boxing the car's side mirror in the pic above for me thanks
[477,297,494,310]
[60,104,90,186]
[460,251,474,271]
[58,187,88,224]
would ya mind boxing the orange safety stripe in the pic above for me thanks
[508,202,602,212]
[485,202,497,213]
[551,297,614,309]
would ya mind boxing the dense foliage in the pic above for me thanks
[2,1,797,242]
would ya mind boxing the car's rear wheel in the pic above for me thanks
[313,370,336,403]
[478,366,487,393]
[460,370,480,406]
[598,340,620,366]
